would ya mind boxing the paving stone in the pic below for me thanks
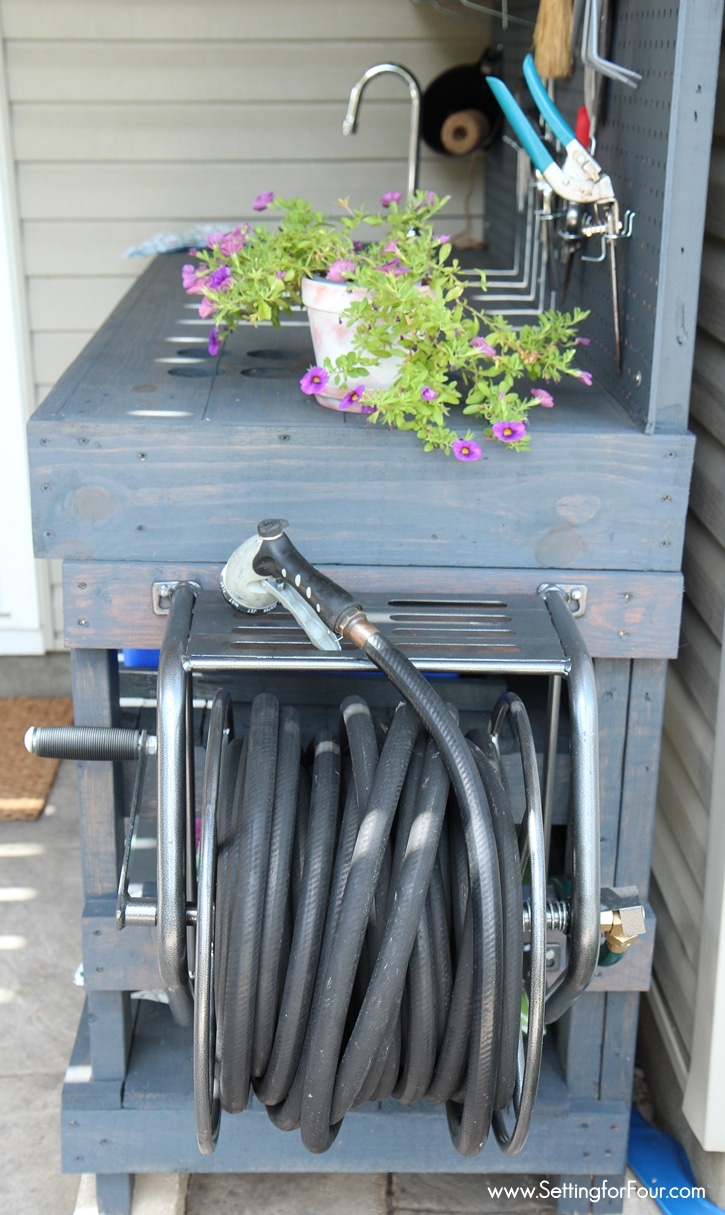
[0,1072,80,1215]
[74,1172,187,1214]
[391,1172,555,1213]
[185,1171,386,1215]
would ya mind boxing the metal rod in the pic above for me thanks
[539,586,601,1023]
[157,581,197,1027]
[116,732,148,929]
[541,675,562,873]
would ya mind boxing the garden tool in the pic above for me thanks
[487,54,632,370]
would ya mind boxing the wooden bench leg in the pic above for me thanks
[95,1172,134,1215]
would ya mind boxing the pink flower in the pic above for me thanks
[182,264,207,294]
[576,370,593,386]
[339,385,365,409]
[383,240,399,254]
[492,420,527,443]
[452,439,482,462]
[207,224,249,256]
[381,191,402,208]
[531,388,554,408]
[421,386,437,402]
[252,191,275,211]
[326,259,356,282]
[198,296,218,318]
[300,365,328,394]
[470,337,496,357]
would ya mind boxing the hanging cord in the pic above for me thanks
[203,683,544,1158]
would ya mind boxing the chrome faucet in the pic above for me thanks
[342,63,422,202]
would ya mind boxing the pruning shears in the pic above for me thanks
[488,54,629,371]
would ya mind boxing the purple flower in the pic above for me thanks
[383,240,398,254]
[576,336,591,346]
[300,365,329,394]
[359,404,377,415]
[252,191,275,211]
[576,370,593,386]
[207,265,232,291]
[532,388,554,408]
[470,337,496,357]
[452,439,482,462]
[437,234,451,244]
[326,259,356,282]
[376,258,410,276]
[492,420,527,443]
[339,384,365,409]
[381,191,402,208]
[421,386,437,402]
[208,329,222,357]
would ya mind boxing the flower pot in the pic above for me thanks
[301,277,402,412]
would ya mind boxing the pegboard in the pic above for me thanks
[469,0,722,433]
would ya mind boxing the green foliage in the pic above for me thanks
[188,192,590,459]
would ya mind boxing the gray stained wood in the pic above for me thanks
[28,254,693,574]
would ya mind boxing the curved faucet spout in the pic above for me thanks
[343,63,421,201]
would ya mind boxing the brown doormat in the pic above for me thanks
[0,697,74,820]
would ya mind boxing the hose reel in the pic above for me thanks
[28,520,645,1160]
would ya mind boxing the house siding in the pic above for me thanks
[0,0,486,647]
[652,28,725,1153]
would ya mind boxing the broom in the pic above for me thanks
[532,0,574,80]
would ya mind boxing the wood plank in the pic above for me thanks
[615,660,667,896]
[61,563,685,659]
[677,598,721,724]
[599,992,640,1103]
[555,994,605,1100]
[681,512,725,644]
[593,660,630,887]
[0,0,477,42]
[655,742,709,893]
[5,39,479,104]
[16,159,483,222]
[662,666,715,811]
[70,647,124,897]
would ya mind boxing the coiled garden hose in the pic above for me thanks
[194,519,549,1157]
[196,679,546,1159]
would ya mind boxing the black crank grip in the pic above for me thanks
[252,518,363,635]
[25,725,154,761]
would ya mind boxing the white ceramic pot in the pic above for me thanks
[301,277,402,412]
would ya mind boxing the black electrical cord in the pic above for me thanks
[209,684,530,1158]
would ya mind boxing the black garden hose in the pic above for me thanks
[208,684,534,1158]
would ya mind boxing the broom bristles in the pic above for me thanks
[533,0,573,80]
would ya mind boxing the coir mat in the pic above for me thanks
[0,697,74,820]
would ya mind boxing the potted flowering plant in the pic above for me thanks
[182,189,591,462]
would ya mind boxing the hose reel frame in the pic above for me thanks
[150,569,601,1157]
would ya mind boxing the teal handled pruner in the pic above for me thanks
[488,54,630,371]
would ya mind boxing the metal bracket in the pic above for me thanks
[152,580,201,615]
[538,583,588,617]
